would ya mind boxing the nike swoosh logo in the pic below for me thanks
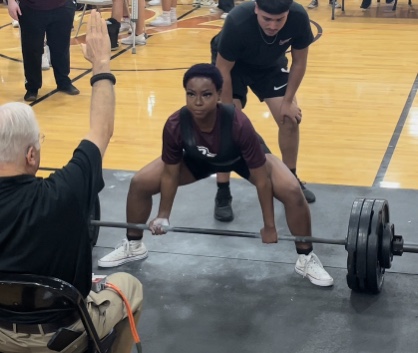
[274,83,287,91]
[279,38,292,45]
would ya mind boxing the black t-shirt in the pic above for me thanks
[217,1,314,70]
[0,140,104,298]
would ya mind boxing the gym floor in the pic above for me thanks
[95,171,418,353]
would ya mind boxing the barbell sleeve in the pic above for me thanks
[402,244,418,253]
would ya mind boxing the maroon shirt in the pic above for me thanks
[20,0,68,10]
[162,105,266,169]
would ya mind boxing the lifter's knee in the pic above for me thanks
[128,171,149,197]
[282,178,306,207]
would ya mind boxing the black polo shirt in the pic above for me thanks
[0,140,104,299]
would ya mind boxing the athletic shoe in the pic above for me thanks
[295,252,334,287]
[307,0,318,8]
[24,90,38,102]
[170,9,177,22]
[360,0,371,8]
[98,239,148,268]
[329,0,342,7]
[119,19,131,32]
[214,187,234,222]
[220,12,228,19]
[121,33,147,45]
[149,15,172,27]
[106,18,121,51]
[199,0,216,6]
[148,0,161,5]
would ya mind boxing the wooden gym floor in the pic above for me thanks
[0,0,417,188]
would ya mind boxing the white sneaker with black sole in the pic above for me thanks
[98,239,148,268]
[295,252,334,287]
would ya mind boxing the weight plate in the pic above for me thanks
[381,222,393,269]
[356,199,375,291]
[346,198,365,291]
[365,199,387,293]
[89,195,101,248]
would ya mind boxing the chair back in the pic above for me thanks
[0,273,107,353]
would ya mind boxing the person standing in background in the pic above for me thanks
[8,0,79,102]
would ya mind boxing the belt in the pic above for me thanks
[0,314,79,334]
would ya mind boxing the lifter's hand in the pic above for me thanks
[260,226,278,244]
[149,218,170,235]
[81,10,111,74]
[279,101,302,125]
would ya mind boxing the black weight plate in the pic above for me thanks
[366,199,387,293]
[89,195,101,248]
[381,223,393,269]
[356,199,375,291]
[346,198,365,291]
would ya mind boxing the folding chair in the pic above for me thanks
[75,0,114,37]
[0,273,116,353]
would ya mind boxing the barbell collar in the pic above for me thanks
[90,220,347,245]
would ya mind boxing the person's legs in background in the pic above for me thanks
[149,0,177,27]
[18,3,46,101]
[121,0,147,46]
[46,0,79,95]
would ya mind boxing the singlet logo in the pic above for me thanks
[197,146,217,158]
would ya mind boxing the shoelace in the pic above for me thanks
[113,239,131,256]
[301,254,323,277]
[216,189,232,207]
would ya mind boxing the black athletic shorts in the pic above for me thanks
[210,34,289,108]
[231,64,289,108]
[183,133,271,180]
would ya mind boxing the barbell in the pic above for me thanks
[88,197,418,294]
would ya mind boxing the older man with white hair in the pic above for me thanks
[0,10,143,353]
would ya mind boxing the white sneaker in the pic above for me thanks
[199,0,216,6]
[295,252,334,287]
[41,45,50,71]
[148,0,161,5]
[12,19,19,28]
[121,33,147,45]
[329,0,342,7]
[170,10,177,23]
[119,20,131,32]
[307,0,318,8]
[149,15,172,27]
[220,12,228,19]
[98,239,148,268]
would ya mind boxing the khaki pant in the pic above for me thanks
[0,273,143,353]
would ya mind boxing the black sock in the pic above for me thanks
[217,181,230,189]
[216,182,231,199]
[127,233,143,241]
[296,247,313,255]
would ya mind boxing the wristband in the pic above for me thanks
[90,73,116,86]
